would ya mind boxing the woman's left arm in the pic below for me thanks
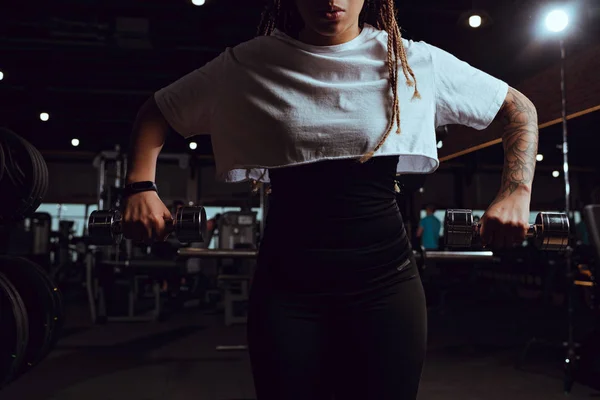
[496,87,539,201]
[479,87,539,248]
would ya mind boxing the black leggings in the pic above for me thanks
[247,250,427,400]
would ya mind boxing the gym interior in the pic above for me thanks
[1,1,600,399]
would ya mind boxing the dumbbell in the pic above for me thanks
[88,206,207,245]
[444,209,570,251]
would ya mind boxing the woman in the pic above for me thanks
[122,0,538,398]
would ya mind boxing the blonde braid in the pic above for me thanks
[359,0,420,162]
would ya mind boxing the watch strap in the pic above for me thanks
[123,181,158,198]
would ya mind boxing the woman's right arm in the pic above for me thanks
[127,96,168,184]
[123,96,173,242]
[124,53,226,242]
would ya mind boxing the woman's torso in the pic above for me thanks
[259,155,412,279]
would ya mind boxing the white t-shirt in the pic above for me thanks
[155,24,508,183]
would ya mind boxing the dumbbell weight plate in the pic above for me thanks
[534,212,570,251]
[444,209,475,248]
[88,210,122,245]
[0,271,29,387]
[0,256,61,377]
[176,206,207,243]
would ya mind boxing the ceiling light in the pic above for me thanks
[545,9,569,33]
[469,15,482,28]
[459,10,492,29]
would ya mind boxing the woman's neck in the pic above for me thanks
[297,24,362,46]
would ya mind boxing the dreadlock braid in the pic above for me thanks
[257,0,420,164]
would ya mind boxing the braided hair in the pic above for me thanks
[257,0,420,163]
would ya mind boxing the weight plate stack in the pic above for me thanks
[24,135,48,216]
[0,271,29,388]
[0,128,48,222]
[0,256,63,379]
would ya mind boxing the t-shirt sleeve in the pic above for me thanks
[434,218,442,232]
[426,43,509,130]
[154,52,226,138]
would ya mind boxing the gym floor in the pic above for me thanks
[2,294,599,400]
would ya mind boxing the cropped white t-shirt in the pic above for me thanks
[155,24,509,183]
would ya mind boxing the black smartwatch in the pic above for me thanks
[122,181,158,198]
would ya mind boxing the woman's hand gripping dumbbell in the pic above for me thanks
[124,190,172,243]
[444,209,570,251]
[88,191,207,245]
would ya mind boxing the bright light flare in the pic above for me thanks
[545,9,569,33]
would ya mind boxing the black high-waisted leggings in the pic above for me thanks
[247,239,427,400]
[248,155,428,399]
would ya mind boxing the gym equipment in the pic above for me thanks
[0,271,28,387]
[0,257,63,372]
[94,150,192,210]
[88,206,208,245]
[0,257,63,382]
[86,258,174,323]
[180,249,258,258]
[184,210,258,328]
[31,212,51,256]
[0,128,48,222]
[444,209,569,251]
[177,248,501,263]
[218,211,258,250]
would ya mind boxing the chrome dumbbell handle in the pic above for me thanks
[88,206,207,245]
[473,223,537,239]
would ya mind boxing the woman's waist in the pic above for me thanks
[262,203,406,250]
[258,218,412,277]
[267,194,400,221]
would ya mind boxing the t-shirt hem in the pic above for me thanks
[216,153,440,183]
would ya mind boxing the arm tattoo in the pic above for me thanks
[493,87,539,204]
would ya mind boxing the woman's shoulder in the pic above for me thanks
[367,27,435,66]
[229,33,285,55]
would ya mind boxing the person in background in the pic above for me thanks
[417,204,442,250]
